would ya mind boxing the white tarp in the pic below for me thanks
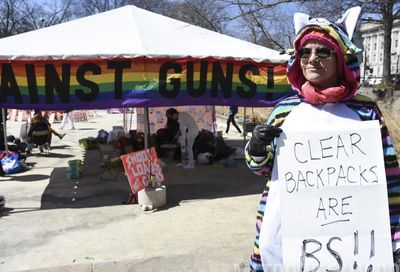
[277,121,393,271]
[0,5,287,63]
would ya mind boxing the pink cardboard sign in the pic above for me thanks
[121,147,165,194]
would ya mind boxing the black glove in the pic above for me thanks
[394,249,400,272]
[248,125,283,156]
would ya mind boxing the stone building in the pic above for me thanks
[358,20,400,84]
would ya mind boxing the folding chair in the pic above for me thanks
[97,144,123,180]
[30,130,50,154]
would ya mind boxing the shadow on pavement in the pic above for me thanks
[158,159,263,211]
[40,148,131,210]
[76,128,97,130]
[48,145,71,150]
[0,207,41,218]
[35,152,75,159]
[8,174,50,182]
[39,138,263,211]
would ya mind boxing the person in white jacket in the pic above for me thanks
[177,111,199,169]
[60,110,75,130]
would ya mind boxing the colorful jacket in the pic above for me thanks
[245,94,400,272]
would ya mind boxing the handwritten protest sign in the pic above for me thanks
[277,121,393,271]
[121,147,164,194]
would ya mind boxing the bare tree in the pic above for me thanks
[164,0,229,33]
[301,0,348,19]
[0,0,77,38]
[75,0,168,16]
[0,0,32,37]
[221,0,400,87]
[219,0,307,50]
[359,0,400,85]
[234,1,295,49]
[20,0,75,29]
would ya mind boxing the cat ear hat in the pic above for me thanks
[287,6,362,100]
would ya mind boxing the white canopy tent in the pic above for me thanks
[0,5,291,153]
[0,5,287,62]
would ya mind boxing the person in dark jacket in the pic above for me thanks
[28,110,66,147]
[165,108,180,143]
[226,106,241,134]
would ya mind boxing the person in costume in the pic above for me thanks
[245,7,400,271]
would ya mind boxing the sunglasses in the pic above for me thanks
[297,47,335,60]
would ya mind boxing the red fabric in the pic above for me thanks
[300,81,348,104]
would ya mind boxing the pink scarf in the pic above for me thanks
[300,81,348,104]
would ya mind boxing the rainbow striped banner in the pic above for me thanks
[0,57,292,110]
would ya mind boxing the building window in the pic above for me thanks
[381,41,384,49]
[396,40,398,48]
[373,53,376,62]
[380,53,383,62]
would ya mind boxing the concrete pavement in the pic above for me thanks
[1,110,262,272]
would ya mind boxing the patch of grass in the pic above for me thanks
[215,106,273,124]
[377,100,400,156]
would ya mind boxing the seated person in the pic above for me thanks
[154,108,181,161]
[165,108,180,143]
[28,110,66,149]
[155,108,181,144]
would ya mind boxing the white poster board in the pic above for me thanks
[277,120,394,271]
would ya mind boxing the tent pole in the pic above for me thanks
[212,106,216,133]
[123,108,126,134]
[144,107,150,150]
[2,108,8,154]
[243,107,247,145]
[143,107,152,179]
[129,108,133,132]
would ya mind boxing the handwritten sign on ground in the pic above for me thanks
[277,121,393,271]
[121,147,164,194]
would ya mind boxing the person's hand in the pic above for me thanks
[247,125,283,156]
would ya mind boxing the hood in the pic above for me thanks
[287,7,362,101]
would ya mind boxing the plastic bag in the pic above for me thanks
[1,153,23,174]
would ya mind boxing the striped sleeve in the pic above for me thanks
[375,106,400,243]
[246,96,301,272]
[244,96,301,180]
[347,95,400,244]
